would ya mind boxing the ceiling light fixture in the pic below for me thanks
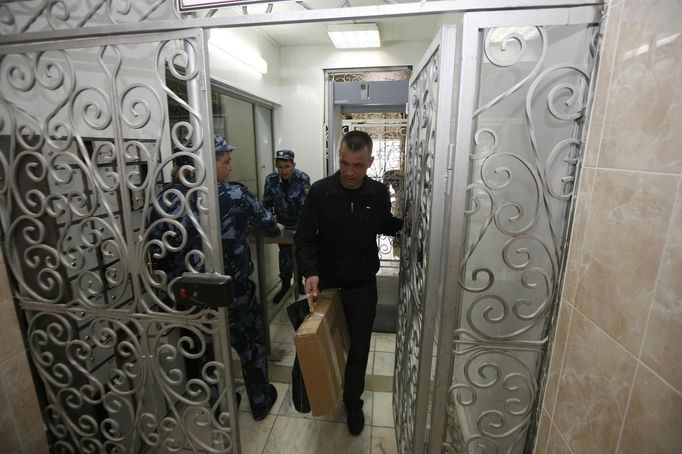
[327,23,381,49]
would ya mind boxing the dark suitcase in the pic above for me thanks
[285,297,312,413]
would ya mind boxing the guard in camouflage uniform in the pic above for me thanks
[214,134,283,420]
[149,135,282,421]
[262,149,310,304]
[148,151,215,412]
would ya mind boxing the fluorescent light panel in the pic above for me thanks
[327,24,381,49]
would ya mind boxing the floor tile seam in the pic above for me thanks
[260,411,280,454]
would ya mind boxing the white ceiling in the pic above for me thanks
[213,4,461,47]
[256,14,451,47]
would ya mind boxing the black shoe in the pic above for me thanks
[273,282,291,304]
[346,407,365,436]
[253,385,278,421]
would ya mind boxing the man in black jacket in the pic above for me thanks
[294,130,403,435]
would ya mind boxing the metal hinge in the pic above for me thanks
[445,143,455,196]
[199,70,207,91]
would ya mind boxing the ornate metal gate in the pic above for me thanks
[395,6,602,454]
[0,27,240,453]
[394,25,460,454]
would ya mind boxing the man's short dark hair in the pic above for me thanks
[340,130,373,154]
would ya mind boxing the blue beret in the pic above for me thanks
[275,149,295,161]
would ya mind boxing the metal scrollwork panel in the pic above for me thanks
[444,346,542,453]
[394,49,438,454]
[444,23,596,453]
[0,34,220,315]
[26,309,235,453]
[0,30,235,453]
[457,24,592,344]
[0,0,449,38]
[329,70,412,82]
[0,1,181,36]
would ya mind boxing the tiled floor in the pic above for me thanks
[231,309,399,454]
[237,383,397,454]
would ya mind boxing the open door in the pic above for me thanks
[393,24,461,454]
[0,29,242,453]
[395,6,601,453]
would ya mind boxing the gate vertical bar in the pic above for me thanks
[185,29,241,452]
[429,13,482,452]
[412,25,460,454]
[393,24,460,454]
[184,30,222,273]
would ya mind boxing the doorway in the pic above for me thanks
[327,67,410,334]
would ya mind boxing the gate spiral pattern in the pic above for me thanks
[442,25,595,453]
[0,32,236,453]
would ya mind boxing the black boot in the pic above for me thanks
[273,279,291,304]
[253,385,278,421]
[346,406,365,436]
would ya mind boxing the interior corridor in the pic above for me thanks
[236,310,398,454]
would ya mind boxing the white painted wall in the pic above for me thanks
[207,27,282,106]
[275,40,432,183]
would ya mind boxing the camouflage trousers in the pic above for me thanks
[278,244,298,283]
[228,278,275,417]
[278,244,293,281]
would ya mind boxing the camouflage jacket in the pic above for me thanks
[262,169,310,229]
[218,181,279,282]
[148,181,278,284]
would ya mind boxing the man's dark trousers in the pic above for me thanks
[337,277,378,412]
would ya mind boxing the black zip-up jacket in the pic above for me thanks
[294,171,403,288]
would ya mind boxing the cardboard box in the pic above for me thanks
[293,288,350,416]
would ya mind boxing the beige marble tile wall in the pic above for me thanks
[0,254,48,453]
[536,0,682,453]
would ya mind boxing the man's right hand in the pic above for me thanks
[305,276,320,301]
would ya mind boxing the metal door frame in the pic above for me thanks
[0,27,240,453]
[428,6,602,453]
[0,1,605,46]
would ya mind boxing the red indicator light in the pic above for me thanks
[179,288,187,299]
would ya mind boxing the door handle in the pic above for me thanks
[170,273,233,308]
